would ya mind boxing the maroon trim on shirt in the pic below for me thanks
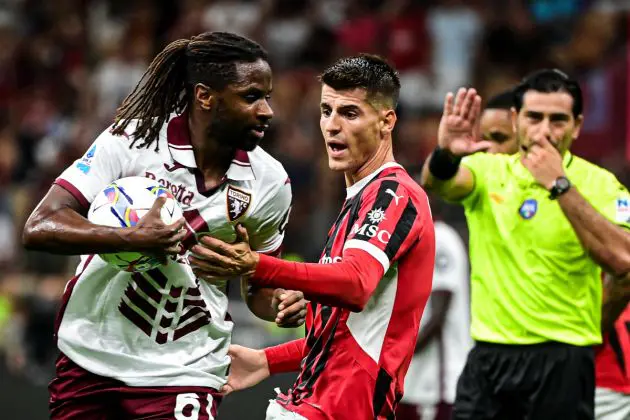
[166,112,191,148]
[234,149,250,164]
[166,112,250,164]
[54,178,90,210]
[193,171,227,198]
[165,111,252,196]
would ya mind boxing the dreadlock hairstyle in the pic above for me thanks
[111,32,268,151]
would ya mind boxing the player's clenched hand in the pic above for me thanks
[520,135,565,189]
[438,88,493,157]
[189,224,259,279]
[221,345,270,396]
[124,197,187,261]
[272,289,307,328]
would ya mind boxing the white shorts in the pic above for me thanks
[265,400,309,420]
[595,387,630,420]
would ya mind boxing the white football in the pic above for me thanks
[87,176,184,272]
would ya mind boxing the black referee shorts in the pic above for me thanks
[453,341,595,420]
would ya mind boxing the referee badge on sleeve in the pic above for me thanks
[615,197,630,223]
[518,198,538,220]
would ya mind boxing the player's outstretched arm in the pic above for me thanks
[189,226,384,312]
[221,344,270,395]
[241,280,307,328]
[420,88,492,201]
[222,340,305,395]
[23,185,186,256]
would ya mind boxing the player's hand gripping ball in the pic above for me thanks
[88,176,184,272]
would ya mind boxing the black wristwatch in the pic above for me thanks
[549,176,572,199]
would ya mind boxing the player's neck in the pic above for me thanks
[345,141,395,188]
[188,113,235,186]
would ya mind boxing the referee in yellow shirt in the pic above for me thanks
[420,69,630,419]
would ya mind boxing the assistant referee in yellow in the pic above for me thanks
[420,69,630,420]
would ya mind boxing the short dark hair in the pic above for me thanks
[513,69,583,118]
[485,89,514,111]
[319,54,401,108]
[112,32,268,151]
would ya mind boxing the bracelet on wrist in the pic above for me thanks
[428,146,462,180]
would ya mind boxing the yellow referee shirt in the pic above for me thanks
[458,152,630,346]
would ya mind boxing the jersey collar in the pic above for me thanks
[511,151,574,185]
[346,161,404,199]
[165,112,256,181]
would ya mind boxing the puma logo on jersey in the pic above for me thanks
[385,189,403,205]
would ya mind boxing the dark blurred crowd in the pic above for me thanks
[0,0,629,388]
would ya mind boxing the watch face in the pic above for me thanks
[556,177,570,190]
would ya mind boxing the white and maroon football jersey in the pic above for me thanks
[53,112,291,388]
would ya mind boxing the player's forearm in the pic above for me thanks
[558,188,630,277]
[23,206,133,254]
[251,250,383,312]
[264,338,306,374]
[241,279,277,322]
[420,150,473,201]
[420,154,457,194]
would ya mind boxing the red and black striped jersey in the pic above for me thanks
[596,303,630,394]
[275,162,435,419]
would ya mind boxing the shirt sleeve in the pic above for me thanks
[249,178,292,254]
[264,337,306,374]
[55,126,134,209]
[457,152,494,209]
[253,247,385,312]
[343,178,425,273]
[593,173,630,230]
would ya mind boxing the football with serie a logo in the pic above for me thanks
[88,176,184,272]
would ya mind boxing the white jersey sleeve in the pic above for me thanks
[56,126,135,206]
[249,180,292,254]
[432,221,468,292]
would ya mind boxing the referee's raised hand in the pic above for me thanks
[438,88,493,157]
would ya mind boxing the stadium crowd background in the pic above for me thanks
[0,0,627,418]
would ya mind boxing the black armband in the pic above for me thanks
[428,146,462,180]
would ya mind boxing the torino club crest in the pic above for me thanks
[226,186,251,221]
